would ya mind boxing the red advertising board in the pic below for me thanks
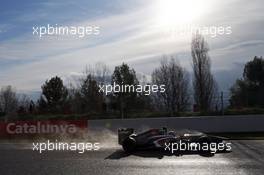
[0,120,88,136]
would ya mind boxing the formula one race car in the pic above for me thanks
[118,128,231,155]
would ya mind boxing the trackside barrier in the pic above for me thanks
[88,115,264,133]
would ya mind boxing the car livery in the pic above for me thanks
[118,127,231,156]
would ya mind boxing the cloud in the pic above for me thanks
[212,40,264,56]
[0,0,264,93]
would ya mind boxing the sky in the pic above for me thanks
[0,0,263,99]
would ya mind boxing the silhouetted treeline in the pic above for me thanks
[35,33,220,117]
[37,63,152,117]
[230,56,264,108]
[1,34,263,119]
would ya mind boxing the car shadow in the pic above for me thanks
[105,149,168,159]
[105,149,218,160]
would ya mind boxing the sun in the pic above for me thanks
[155,0,208,27]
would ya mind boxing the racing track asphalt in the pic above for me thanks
[0,140,264,175]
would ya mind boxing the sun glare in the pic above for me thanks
[156,0,207,27]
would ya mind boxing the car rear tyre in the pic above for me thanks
[122,137,136,153]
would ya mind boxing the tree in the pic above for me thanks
[67,84,82,114]
[17,94,31,114]
[40,76,68,113]
[191,33,217,112]
[230,56,264,107]
[152,57,190,115]
[82,62,111,85]
[136,73,154,112]
[0,85,18,115]
[94,62,111,85]
[243,56,264,86]
[79,74,104,113]
[230,79,248,107]
[66,63,109,115]
[111,63,139,118]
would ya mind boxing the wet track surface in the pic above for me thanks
[0,140,264,175]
